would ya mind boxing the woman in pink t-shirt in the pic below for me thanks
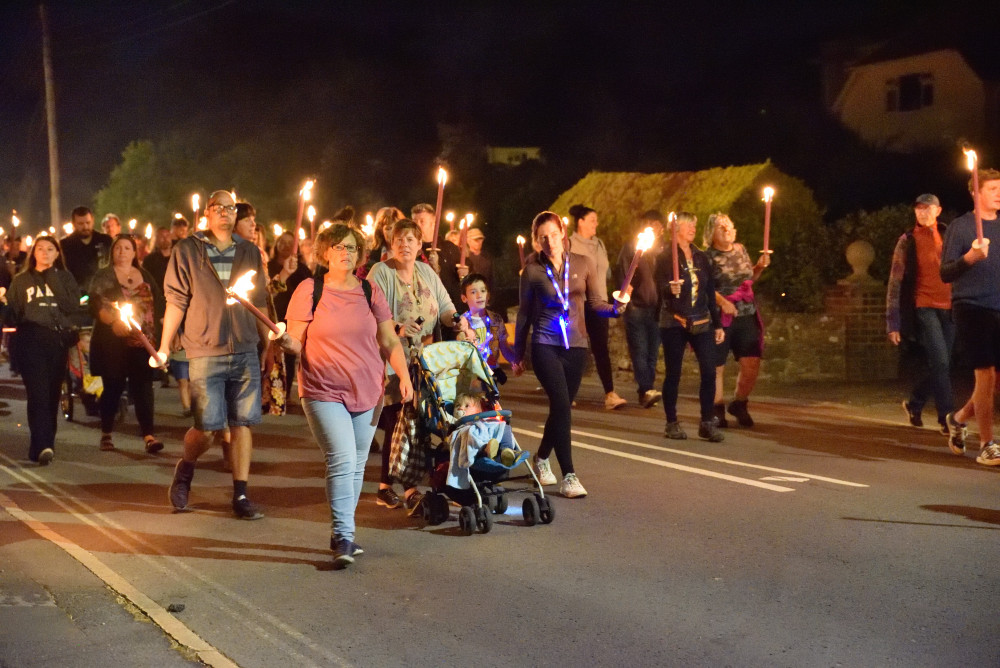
[278,223,412,569]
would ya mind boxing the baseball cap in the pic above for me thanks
[914,193,940,206]
[467,227,485,240]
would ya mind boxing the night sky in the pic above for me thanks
[0,0,990,229]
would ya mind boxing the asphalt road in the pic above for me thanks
[1,366,998,667]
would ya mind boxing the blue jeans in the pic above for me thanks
[661,326,717,423]
[188,351,262,431]
[302,398,383,543]
[624,305,660,397]
[909,307,955,423]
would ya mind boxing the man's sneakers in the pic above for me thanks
[902,400,923,427]
[232,495,264,520]
[37,448,54,466]
[640,390,662,408]
[533,456,557,486]
[376,487,402,509]
[168,460,195,510]
[559,473,587,498]
[945,412,967,455]
[604,391,627,410]
[977,441,1000,466]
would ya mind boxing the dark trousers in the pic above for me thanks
[661,326,717,423]
[908,307,955,424]
[12,324,66,461]
[532,343,588,476]
[99,345,155,435]
[584,307,614,393]
[624,305,660,397]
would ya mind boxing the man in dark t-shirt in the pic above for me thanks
[60,206,112,296]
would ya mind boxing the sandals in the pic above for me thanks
[144,436,164,454]
[99,434,115,451]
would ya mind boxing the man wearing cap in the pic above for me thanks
[465,226,494,289]
[886,193,953,435]
[101,214,122,238]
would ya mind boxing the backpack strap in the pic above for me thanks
[311,266,374,314]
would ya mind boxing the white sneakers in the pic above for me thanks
[535,457,588,497]
[534,456,557,485]
[559,473,588,498]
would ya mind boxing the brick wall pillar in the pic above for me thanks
[824,282,897,381]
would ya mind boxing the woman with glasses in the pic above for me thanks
[510,212,624,498]
[703,213,769,428]
[88,234,165,453]
[4,235,81,464]
[278,223,411,567]
[367,218,466,515]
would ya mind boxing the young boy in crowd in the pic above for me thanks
[456,273,515,383]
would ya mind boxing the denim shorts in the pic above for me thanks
[188,351,262,431]
[169,359,190,380]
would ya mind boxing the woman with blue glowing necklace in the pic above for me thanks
[511,211,624,498]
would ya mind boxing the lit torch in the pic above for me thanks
[431,167,448,250]
[116,301,166,368]
[144,223,153,240]
[128,218,137,232]
[669,212,682,287]
[516,235,526,269]
[362,214,375,240]
[964,147,984,245]
[272,223,284,238]
[191,194,200,225]
[291,179,314,255]
[458,213,473,266]
[226,270,285,340]
[613,226,656,305]
[307,204,317,241]
[445,211,456,233]
[762,186,775,254]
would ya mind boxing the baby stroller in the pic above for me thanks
[409,340,555,535]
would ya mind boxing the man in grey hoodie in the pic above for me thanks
[157,190,270,519]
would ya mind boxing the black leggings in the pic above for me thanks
[12,324,66,461]
[660,326,717,423]
[584,308,614,393]
[532,343,588,476]
[99,345,155,435]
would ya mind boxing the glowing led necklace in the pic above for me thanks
[462,310,493,359]
[543,252,570,349]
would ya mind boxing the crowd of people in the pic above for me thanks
[2,167,998,568]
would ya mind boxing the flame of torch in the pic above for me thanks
[615,226,656,303]
[292,179,315,255]
[115,301,165,368]
[362,214,375,239]
[964,147,984,243]
[272,223,283,237]
[458,214,472,266]
[62,222,73,236]
[191,194,200,216]
[516,235,526,269]
[144,223,153,239]
[226,270,284,339]
[128,218,137,231]
[431,167,448,249]
[445,211,456,232]
[12,214,20,228]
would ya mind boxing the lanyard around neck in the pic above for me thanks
[542,254,570,349]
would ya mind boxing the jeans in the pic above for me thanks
[624,305,660,397]
[532,343,588,476]
[302,398,383,542]
[188,351,262,431]
[909,307,955,423]
[661,326,717,423]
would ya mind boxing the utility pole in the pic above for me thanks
[40,3,61,228]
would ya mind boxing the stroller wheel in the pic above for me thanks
[458,506,476,536]
[522,496,540,526]
[537,495,555,524]
[495,491,509,515]
[475,506,493,534]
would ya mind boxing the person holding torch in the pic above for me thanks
[158,190,271,520]
[941,166,1000,465]
[88,234,165,453]
[655,212,725,442]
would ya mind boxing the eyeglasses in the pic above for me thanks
[331,243,359,254]
[207,204,236,214]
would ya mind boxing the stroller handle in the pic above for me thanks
[454,409,511,428]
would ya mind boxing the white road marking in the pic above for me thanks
[760,476,811,482]
[512,428,794,492]
[566,427,869,488]
[0,457,351,668]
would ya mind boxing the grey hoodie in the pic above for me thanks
[163,233,267,359]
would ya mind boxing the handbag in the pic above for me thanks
[673,313,712,335]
